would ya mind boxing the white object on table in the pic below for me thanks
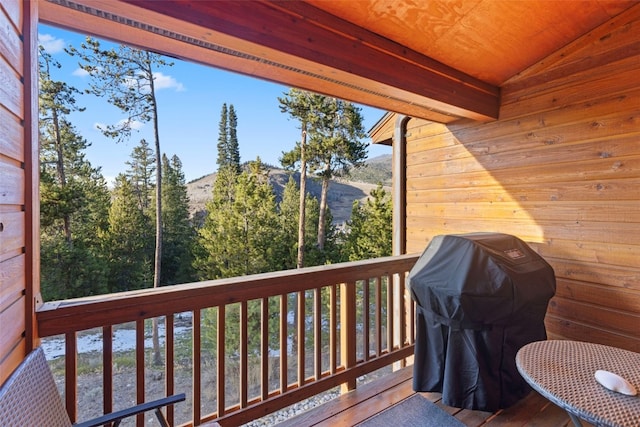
[595,369,638,396]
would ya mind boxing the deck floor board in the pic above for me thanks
[276,365,595,427]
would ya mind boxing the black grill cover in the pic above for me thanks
[408,233,555,411]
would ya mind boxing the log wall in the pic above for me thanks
[0,0,38,385]
[403,6,640,352]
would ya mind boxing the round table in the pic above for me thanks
[516,340,640,427]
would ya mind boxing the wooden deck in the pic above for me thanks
[278,365,595,427]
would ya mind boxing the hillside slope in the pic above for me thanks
[186,155,392,225]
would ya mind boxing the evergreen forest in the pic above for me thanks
[39,39,393,303]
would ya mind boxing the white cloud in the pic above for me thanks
[38,34,65,54]
[72,68,90,78]
[154,72,185,92]
[121,119,145,130]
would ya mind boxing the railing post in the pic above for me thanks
[340,281,356,393]
[392,272,406,371]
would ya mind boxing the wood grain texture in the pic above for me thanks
[309,0,637,86]
[0,254,24,313]
[0,54,22,119]
[0,105,23,162]
[36,255,418,336]
[0,211,25,259]
[0,6,22,78]
[0,297,26,365]
[279,364,579,427]
[402,5,640,351]
[0,339,25,385]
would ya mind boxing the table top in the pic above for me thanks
[516,340,640,427]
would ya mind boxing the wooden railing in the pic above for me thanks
[36,254,419,426]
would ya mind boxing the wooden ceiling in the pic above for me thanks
[40,0,637,123]
[309,0,636,86]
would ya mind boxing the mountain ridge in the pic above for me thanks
[186,154,392,225]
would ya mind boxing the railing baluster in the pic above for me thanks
[193,309,202,423]
[136,319,145,427]
[363,279,370,361]
[330,284,337,374]
[340,281,356,393]
[240,301,248,408]
[166,315,175,425]
[375,277,382,356]
[260,298,269,401]
[398,272,408,368]
[102,326,113,417]
[386,275,393,353]
[65,332,77,422]
[314,287,322,379]
[279,294,287,393]
[297,290,305,386]
[217,305,225,417]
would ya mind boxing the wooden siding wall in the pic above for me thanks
[0,0,37,385]
[403,6,640,352]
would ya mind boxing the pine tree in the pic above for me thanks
[39,45,110,300]
[276,176,322,270]
[196,159,279,279]
[103,174,153,293]
[216,103,241,173]
[216,103,229,169]
[228,104,240,173]
[125,139,156,212]
[197,159,282,356]
[39,45,85,244]
[121,140,157,269]
[305,98,367,251]
[69,37,173,363]
[341,184,392,261]
[161,154,196,285]
[68,37,170,287]
[279,89,328,267]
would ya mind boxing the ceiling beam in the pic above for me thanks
[41,0,500,122]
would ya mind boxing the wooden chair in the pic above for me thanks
[0,347,185,426]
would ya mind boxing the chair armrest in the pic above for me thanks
[73,393,186,427]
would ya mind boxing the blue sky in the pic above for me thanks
[38,24,391,184]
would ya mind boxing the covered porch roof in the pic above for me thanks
[40,0,637,124]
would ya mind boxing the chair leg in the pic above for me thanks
[154,408,170,427]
